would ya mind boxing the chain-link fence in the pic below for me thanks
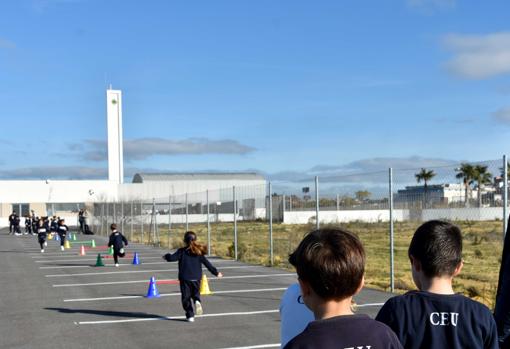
[86,156,509,308]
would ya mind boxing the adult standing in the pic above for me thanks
[8,211,16,235]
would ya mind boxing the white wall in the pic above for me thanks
[0,180,118,204]
[283,207,504,224]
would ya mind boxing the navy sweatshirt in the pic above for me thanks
[163,248,219,281]
[376,290,498,349]
[108,231,128,251]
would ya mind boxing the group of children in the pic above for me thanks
[36,217,69,252]
[281,220,499,349]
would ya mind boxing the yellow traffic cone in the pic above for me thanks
[199,275,212,295]
[64,240,71,249]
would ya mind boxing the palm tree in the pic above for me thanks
[456,163,476,207]
[415,168,436,208]
[473,165,492,207]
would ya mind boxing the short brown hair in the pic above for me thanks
[408,220,462,278]
[110,223,117,230]
[289,228,365,301]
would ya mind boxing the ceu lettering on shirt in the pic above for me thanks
[429,312,459,326]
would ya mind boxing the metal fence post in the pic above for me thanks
[113,202,116,224]
[504,155,508,237]
[185,193,189,231]
[389,168,395,293]
[233,186,238,260]
[336,194,340,211]
[121,201,124,233]
[282,194,286,223]
[152,198,156,245]
[105,202,109,237]
[140,201,144,244]
[130,201,133,241]
[207,190,211,256]
[269,182,273,266]
[168,195,172,249]
[289,195,292,211]
[315,176,320,230]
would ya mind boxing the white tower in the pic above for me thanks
[106,88,124,184]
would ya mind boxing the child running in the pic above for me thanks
[163,231,223,322]
[37,219,47,253]
[57,219,69,251]
[107,223,128,267]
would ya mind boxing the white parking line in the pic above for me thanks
[75,309,279,325]
[45,265,262,277]
[53,273,295,287]
[355,302,385,308]
[65,287,288,302]
[40,260,239,269]
[217,344,280,349]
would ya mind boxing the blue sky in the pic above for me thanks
[1,0,510,187]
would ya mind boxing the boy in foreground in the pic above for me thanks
[376,220,498,349]
[284,228,403,349]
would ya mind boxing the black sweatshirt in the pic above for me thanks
[163,248,219,281]
[108,231,128,250]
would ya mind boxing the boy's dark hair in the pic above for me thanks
[110,223,117,230]
[288,228,365,300]
[408,220,462,278]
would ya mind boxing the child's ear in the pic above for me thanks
[452,260,464,277]
[354,275,365,295]
[298,278,311,297]
[410,255,422,272]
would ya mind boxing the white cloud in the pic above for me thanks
[69,137,256,161]
[0,166,107,179]
[492,107,510,124]
[443,32,510,79]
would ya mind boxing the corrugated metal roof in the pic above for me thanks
[132,172,265,183]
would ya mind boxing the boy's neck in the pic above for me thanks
[419,276,455,295]
[313,297,354,320]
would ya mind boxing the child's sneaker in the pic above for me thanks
[44,241,48,247]
[60,246,65,251]
[186,317,195,322]
[120,248,125,254]
[195,301,203,315]
[115,263,119,267]
[41,249,44,253]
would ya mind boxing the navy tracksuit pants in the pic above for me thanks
[180,279,201,319]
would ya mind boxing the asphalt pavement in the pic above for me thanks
[0,228,394,349]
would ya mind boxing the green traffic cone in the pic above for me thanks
[72,233,77,241]
[95,253,104,267]
[108,246,114,255]
[91,239,96,248]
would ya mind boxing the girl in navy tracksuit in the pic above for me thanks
[57,219,69,251]
[163,231,223,322]
[37,219,47,253]
[108,223,128,267]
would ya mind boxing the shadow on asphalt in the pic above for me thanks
[44,307,188,322]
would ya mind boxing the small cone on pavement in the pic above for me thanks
[95,253,104,267]
[79,245,86,256]
[54,234,60,241]
[64,240,71,249]
[72,233,77,241]
[145,277,160,298]
[132,252,140,265]
[108,246,114,255]
[91,239,96,248]
[200,275,212,295]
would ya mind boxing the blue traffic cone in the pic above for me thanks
[55,234,60,241]
[132,252,140,265]
[146,277,160,298]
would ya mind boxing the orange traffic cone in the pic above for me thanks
[79,245,86,256]
[199,275,212,295]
